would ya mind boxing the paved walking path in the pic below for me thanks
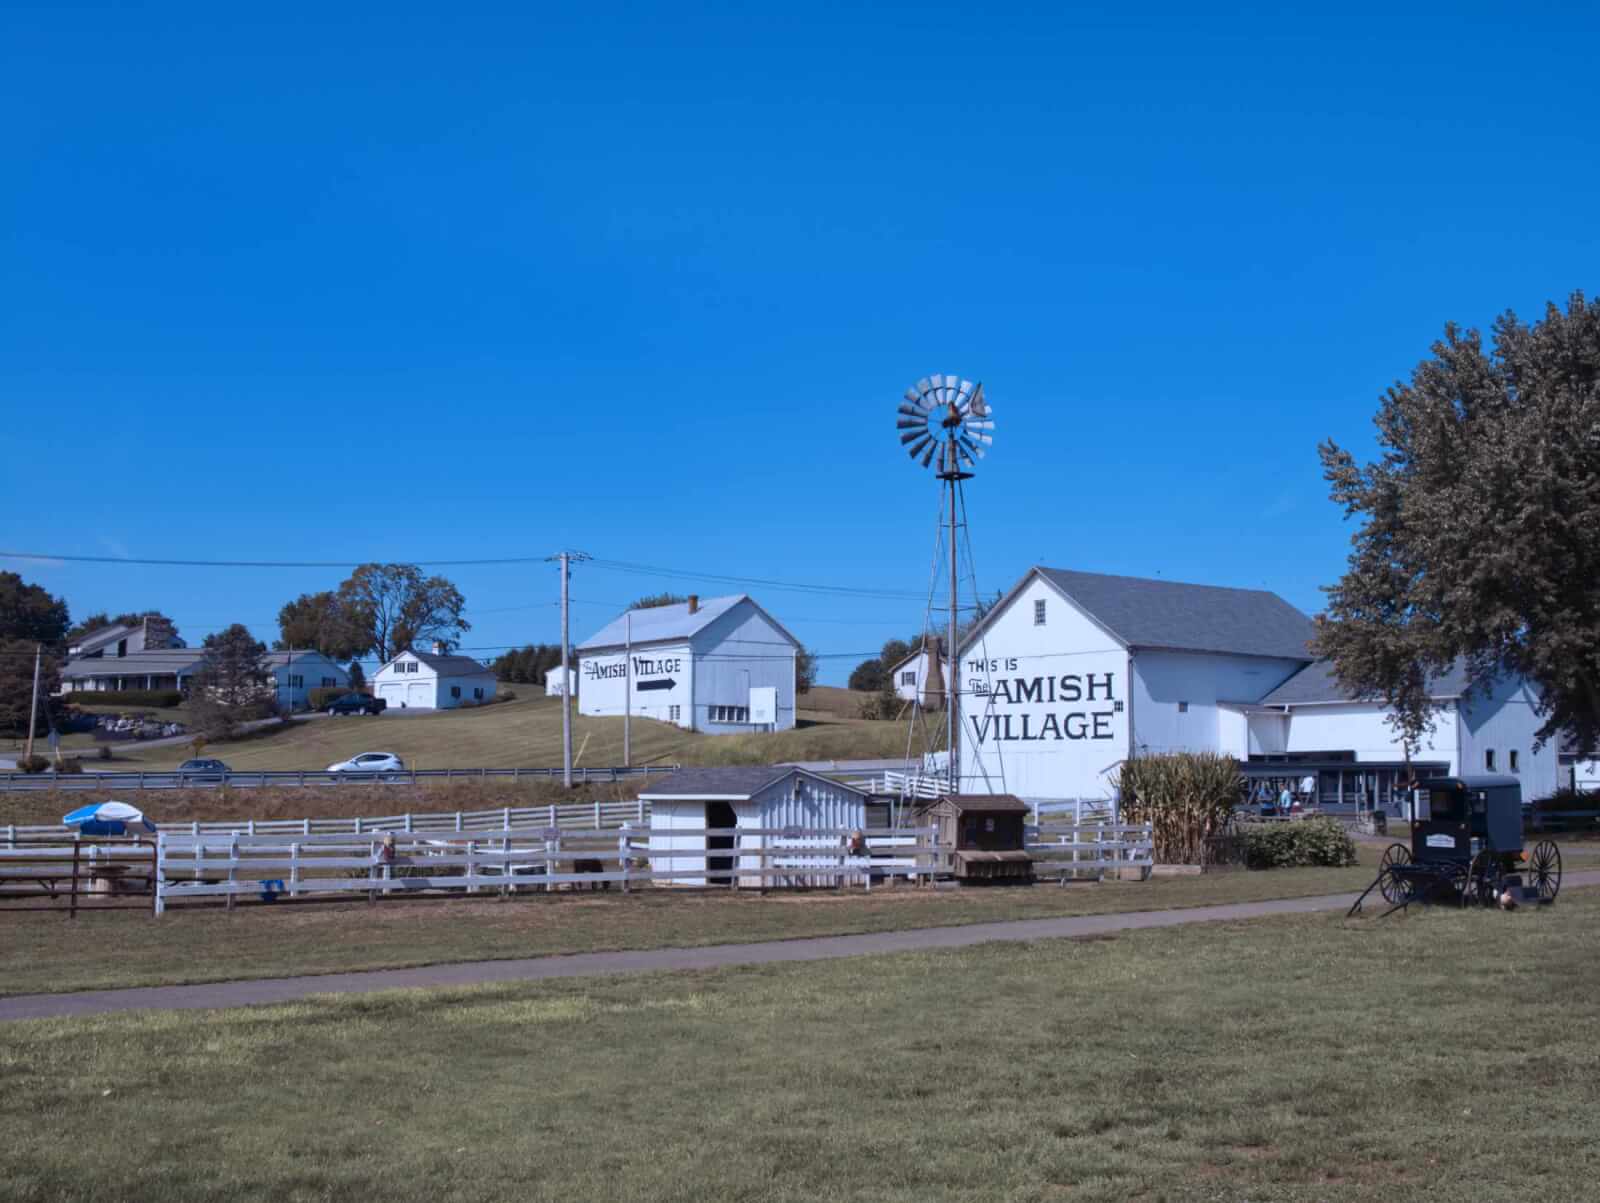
[6,871,1595,1022]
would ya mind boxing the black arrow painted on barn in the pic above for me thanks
[636,678,676,692]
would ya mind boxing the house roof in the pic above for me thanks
[888,639,946,673]
[388,650,495,677]
[576,594,800,653]
[61,649,204,677]
[968,567,1316,661]
[68,623,136,651]
[639,764,865,800]
[262,651,342,668]
[1259,658,1472,706]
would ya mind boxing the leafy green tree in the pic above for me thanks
[196,624,271,709]
[629,592,688,610]
[0,573,70,646]
[1316,291,1600,753]
[275,590,373,660]
[336,564,469,661]
[347,661,367,692]
[795,645,818,694]
[0,638,61,736]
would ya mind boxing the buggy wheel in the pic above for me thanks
[1467,851,1503,908]
[1377,843,1411,904]
[1529,841,1561,903]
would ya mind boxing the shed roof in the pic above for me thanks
[576,594,800,652]
[1033,568,1317,661]
[926,794,1030,814]
[1259,658,1471,706]
[640,765,863,800]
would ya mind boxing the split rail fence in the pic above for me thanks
[0,836,158,915]
[1025,822,1154,882]
[151,826,941,914]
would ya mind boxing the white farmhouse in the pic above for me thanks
[265,652,349,711]
[888,640,945,708]
[372,644,498,711]
[957,566,1558,808]
[545,665,575,697]
[575,594,798,733]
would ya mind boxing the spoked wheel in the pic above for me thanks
[1466,851,1504,908]
[1529,841,1562,904]
[1378,843,1412,905]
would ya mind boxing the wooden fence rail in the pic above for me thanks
[1025,822,1154,882]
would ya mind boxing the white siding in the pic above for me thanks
[737,773,867,886]
[959,575,1129,801]
[690,605,797,734]
[1456,678,1558,799]
[578,642,694,729]
[1132,651,1306,758]
[1282,703,1459,767]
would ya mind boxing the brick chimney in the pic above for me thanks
[687,595,699,614]
[142,615,176,650]
[431,640,446,654]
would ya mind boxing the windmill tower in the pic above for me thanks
[896,375,994,795]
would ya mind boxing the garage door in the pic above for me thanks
[378,683,406,707]
[406,682,432,709]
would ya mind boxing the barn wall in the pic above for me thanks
[959,573,1128,801]
[1131,651,1305,758]
[577,641,695,729]
[647,798,711,885]
[691,604,797,734]
[1457,678,1558,800]
[738,775,867,886]
[1283,703,1459,767]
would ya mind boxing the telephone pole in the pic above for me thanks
[25,643,42,764]
[547,550,591,787]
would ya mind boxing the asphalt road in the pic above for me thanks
[6,871,1595,1022]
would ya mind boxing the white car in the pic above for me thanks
[327,752,406,776]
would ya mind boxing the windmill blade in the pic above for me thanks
[930,373,945,392]
[959,435,985,460]
[919,440,938,468]
[898,402,926,418]
[958,378,974,398]
[967,381,987,418]
[916,376,932,398]
[907,435,933,462]
[900,429,928,446]
[896,417,926,430]
[903,388,922,405]
[965,419,995,431]
[955,442,976,467]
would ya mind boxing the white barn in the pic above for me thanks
[575,594,799,734]
[545,666,575,697]
[639,765,870,886]
[956,566,1559,809]
[372,646,497,711]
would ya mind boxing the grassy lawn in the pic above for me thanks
[5,891,1597,1202]
[83,690,906,772]
[0,859,1380,997]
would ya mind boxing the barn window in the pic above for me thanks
[1034,599,1047,626]
[900,671,916,686]
[1509,749,1520,772]
[474,687,484,699]
[450,686,461,699]
[1485,749,1496,771]
[321,677,336,687]
[1178,701,1189,713]
[289,675,304,689]
[669,705,680,721]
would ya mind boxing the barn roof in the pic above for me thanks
[1259,658,1472,706]
[577,594,800,653]
[639,764,864,800]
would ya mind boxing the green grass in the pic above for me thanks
[0,859,1379,997]
[96,689,906,771]
[5,890,1597,1202]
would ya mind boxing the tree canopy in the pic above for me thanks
[275,590,374,661]
[334,564,469,661]
[0,572,70,646]
[1316,291,1600,753]
[629,592,688,610]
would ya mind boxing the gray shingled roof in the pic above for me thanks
[1036,568,1316,661]
[61,649,203,677]
[1260,658,1471,705]
[407,651,495,677]
[577,594,801,653]
[638,765,798,798]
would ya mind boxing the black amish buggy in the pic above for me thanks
[1347,775,1562,917]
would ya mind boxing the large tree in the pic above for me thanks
[1316,291,1600,753]
[629,592,688,610]
[335,563,469,661]
[0,572,70,646]
[795,645,817,694]
[0,638,61,736]
[275,590,374,660]
[189,624,271,737]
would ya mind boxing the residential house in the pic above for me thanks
[372,645,498,710]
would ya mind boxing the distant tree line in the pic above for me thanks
[492,644,566,685]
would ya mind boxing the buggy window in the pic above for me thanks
[1428,789,1467,822]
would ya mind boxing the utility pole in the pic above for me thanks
[547,550,592,788]
[623,610,632,768]
[25,643,41,764]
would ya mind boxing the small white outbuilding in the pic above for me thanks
[639,765,871,887]
[545,666,575,697]
[372,645,498,711]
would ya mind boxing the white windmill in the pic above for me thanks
[896,375,994,795]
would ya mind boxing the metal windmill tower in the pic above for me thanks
[897,375,994,793]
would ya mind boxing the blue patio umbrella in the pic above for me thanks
[62,801,156,836]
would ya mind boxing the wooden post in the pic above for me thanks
[69,836,80,920]
[290,842,300,899]
[620,829,631,893]
[467,841,478,894]
[153,834,165,916]
[226,834,237,910]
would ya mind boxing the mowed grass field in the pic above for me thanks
[85,687,910,772]
[0,857,1379,996]
[5,891,1597,1202]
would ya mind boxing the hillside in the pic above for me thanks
[102,687,923,772]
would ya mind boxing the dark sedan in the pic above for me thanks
[177,758,231,782]
[324,694,387,716]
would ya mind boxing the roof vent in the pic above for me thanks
[688,595,699,615]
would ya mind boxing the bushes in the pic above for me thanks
[13,755,51,774]
[1115,752,1243,865]
[63,690,183,708]
[1241,817,1358,869]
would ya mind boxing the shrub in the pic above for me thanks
[63,690,183,708]
[54,758,84,774]
[14,755,51,774]
[856,683,902,721]
[1241,817,1358,869]
[1115,752,1243,865]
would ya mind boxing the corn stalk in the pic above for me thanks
[1114,753,1244,865]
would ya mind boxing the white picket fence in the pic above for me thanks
[152,825,941,913]
[1025,822,1153,882]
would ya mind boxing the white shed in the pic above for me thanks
[545,666,575,697]
[372,646,498,711]
[576,594,799,734]
[639,765,870,887]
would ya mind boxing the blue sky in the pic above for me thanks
[3,2,1596,683]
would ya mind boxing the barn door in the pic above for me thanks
[706,801,737,886]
